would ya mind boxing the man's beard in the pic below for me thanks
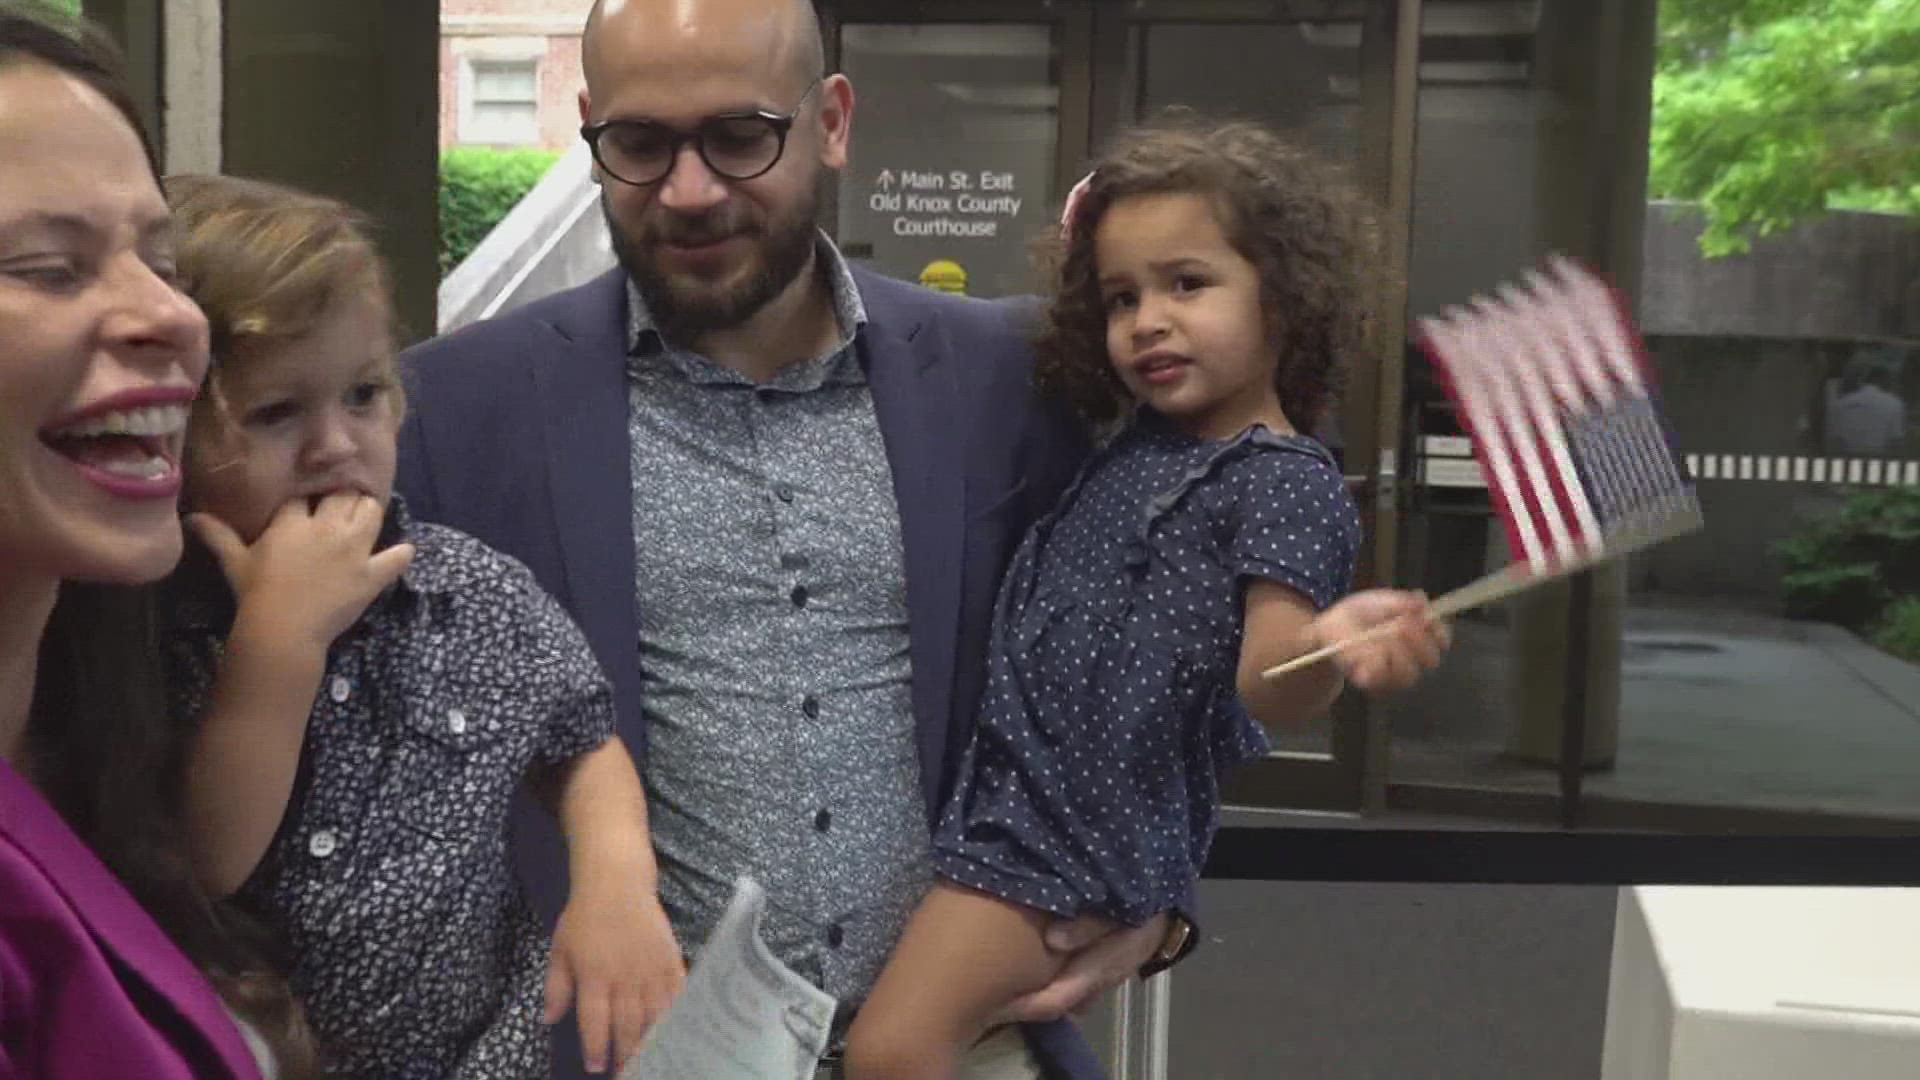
[605,179,821,342]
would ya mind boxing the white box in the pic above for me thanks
[1602,886,1920,1080]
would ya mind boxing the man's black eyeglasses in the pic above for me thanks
[581,81,821,186]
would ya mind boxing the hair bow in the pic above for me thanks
[1060,170,1095,244]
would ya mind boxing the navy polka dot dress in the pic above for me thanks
[932,412,1361,926]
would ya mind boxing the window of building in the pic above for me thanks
[462,56,539,145]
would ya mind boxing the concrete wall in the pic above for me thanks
[1630,335,1915,601]
[1629,209,1920,601]
[1641,202,1920,342]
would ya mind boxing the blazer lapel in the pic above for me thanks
[532,271,644,745]
[859,282,966,822]
[0,764,259,1078]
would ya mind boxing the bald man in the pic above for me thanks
[398,3,1191,1077]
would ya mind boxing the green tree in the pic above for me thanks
[1650,0,1920,255]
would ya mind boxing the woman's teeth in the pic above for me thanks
[48,404,189,440]
[88,454,175,480]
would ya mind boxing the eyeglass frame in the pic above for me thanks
[580,79,824,186]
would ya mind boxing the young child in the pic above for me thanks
[157,174,683,1079]
[845,117,1451,1078]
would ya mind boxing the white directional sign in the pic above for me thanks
[867,168,1025,239]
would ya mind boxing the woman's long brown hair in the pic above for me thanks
[29,586,322,1078]
[5,3,320,1075]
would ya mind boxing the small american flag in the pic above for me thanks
[1264,257,1703,680]
[1415,255,1703,579]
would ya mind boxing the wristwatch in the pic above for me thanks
[1138,914,1194,979]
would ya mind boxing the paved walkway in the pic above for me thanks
[1383,600,1920,820]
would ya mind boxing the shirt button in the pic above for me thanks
[308,829,339,859]
[328,675,351,704]
[790,585,809,609]
[448,708,468,735]
[801,695,820,719]
[774,483,795,503]
[826,924,844,949]
[814,808,831,832]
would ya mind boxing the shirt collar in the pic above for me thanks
[381,494,472,597]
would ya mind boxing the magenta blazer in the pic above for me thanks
[0,759,261,1079]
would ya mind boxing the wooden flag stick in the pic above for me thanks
[1258,565,1539,681]
[1260,501,1704,682]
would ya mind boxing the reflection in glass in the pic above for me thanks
[1820,345,1910,459]
[1139,22,1361,165]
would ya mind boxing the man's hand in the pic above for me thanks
[189,492,412,652]
[544,869,685,1074]
[989,913,1170,1026]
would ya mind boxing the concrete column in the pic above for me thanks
[162,0,221,175]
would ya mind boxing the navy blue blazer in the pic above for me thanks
[394,266,1100,1079]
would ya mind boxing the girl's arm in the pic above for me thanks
[181,494,413,896]
[1228,456,1439,727]
[532,738,685,1075]
[529,738,656,900]
[515,574,681,1074]
[1236,579,1346,728]
[1236,580,1448,728]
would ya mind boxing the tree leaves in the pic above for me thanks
[1649,0,1920,255]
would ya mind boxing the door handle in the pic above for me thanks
[1346,449,1399,511]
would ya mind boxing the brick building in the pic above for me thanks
[438,0,585,150]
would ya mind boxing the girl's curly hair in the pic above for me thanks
[1035,113,1386,435]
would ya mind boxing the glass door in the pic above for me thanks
[1090,0,1424,811]
[821,2,1092,296]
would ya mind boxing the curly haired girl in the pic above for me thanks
[844,114,1451,1079]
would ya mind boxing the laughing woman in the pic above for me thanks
[0,4,298,1077]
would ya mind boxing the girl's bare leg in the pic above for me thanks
[843,881,1065,1080]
